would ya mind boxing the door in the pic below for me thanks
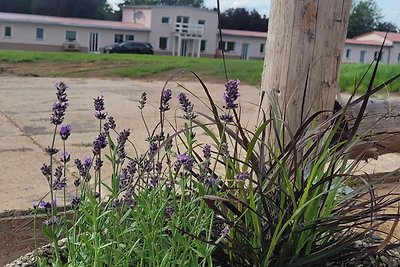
[181,39,188,56]
[240,43,249,60]
[89,32,99,53]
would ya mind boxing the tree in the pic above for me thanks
[375,22,399,33]
[347,0,382,37]
[220,8,268,32]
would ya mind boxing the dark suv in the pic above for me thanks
[104,41,154,54]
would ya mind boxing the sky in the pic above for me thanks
[109,0,400,26]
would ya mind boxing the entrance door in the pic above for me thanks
[89,32,99,53]
[240,43,249,60]
[181,39,188,56]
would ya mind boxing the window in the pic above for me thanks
[125,35,134,41]
[198,19,206,25]
[200,40,206,52]
[4,26,11,38]
[360,50,366,63]
[161,17,170,24]
[159,37,168,50]
[345,48,351,59]
[65,30,76,42]
[36,28,44,40]
[115,34,124,43]
[374,51,384,61]
[176,16,189,23]
[260,43,264,53]
[219,41,235,52]
[398,53,400,62]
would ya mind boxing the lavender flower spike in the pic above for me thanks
[223,79,240,110]
[160,89,172,112]
[59,124,72,140]
[177,92,196,119]
[93,95,107,120]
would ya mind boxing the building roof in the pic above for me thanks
[345,38,393,47]
[220,29,267,38]
[371,31,400,42]
[0,12,150,31]
[122,5,217,13]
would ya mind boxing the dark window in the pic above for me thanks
[177,16,189,23]
[159,37,167,50]
[36,28,44,40]
[200,40,206,52]
[398,53,400,62]
[65,31,76,41]
[260,43,264,53]
[4,26,11,38]
[115,34,124,43]
[198,20,206,25]
[162,17,170,24]
[125,35,134,41]
[346,49,351,58]
[218,41,235,52]
[227,42,235,51]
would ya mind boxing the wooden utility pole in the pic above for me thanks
[261,0,352,144]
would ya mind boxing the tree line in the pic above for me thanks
[0,0,397,35]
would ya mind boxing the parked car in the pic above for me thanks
[104,41,154,54]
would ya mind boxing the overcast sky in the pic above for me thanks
[109,0,400,26]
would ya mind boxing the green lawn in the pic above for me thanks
[0,50,399,91]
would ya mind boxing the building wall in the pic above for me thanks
[146,6,218,56]
[218,34,266,60]
[0,21,149,52]
[342,44,392,64]
[389,42,400,64]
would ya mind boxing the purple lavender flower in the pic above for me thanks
[203,144,211,160]
[160,89,172,112]
[176,154,194,171]
[220,143,229,159]
[83,156,92,168]
[113,199,120,208]
[94,191,100,198]
[220,113,233,123]
[220,224,230,237]
[156,161,162,175]
[117,129,130,161]
[60,152,70,163]
[59,124,72,140]
[75,157,91,177]
[223,79,240,110]
[35,200,56,212]
[234,172,250,181]
[127,160,137,176]
[93,96,107,120]
[104,116,116,133]
[55,81,68,103]
[94,157,103,171]
[93,133,108,155]
[177,93,196,119]
[138,92,147,110]
[165,206,174,218]
[71,197,80,208]
[119,168,132,191]
[123,188,136,208]
[53,177,66,190]
[205,177,217,187]
[50,101,68,125]
[41,163,51,176]
[74,178,81,187]
[45,146,59,155]
[54,166,63,179]
[44,216,59,226]
[149,142,158,156]
[149,175,159,188]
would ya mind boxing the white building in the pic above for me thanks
[0,5,267,60]
[343,31,400,64]
[2,6,399,64]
